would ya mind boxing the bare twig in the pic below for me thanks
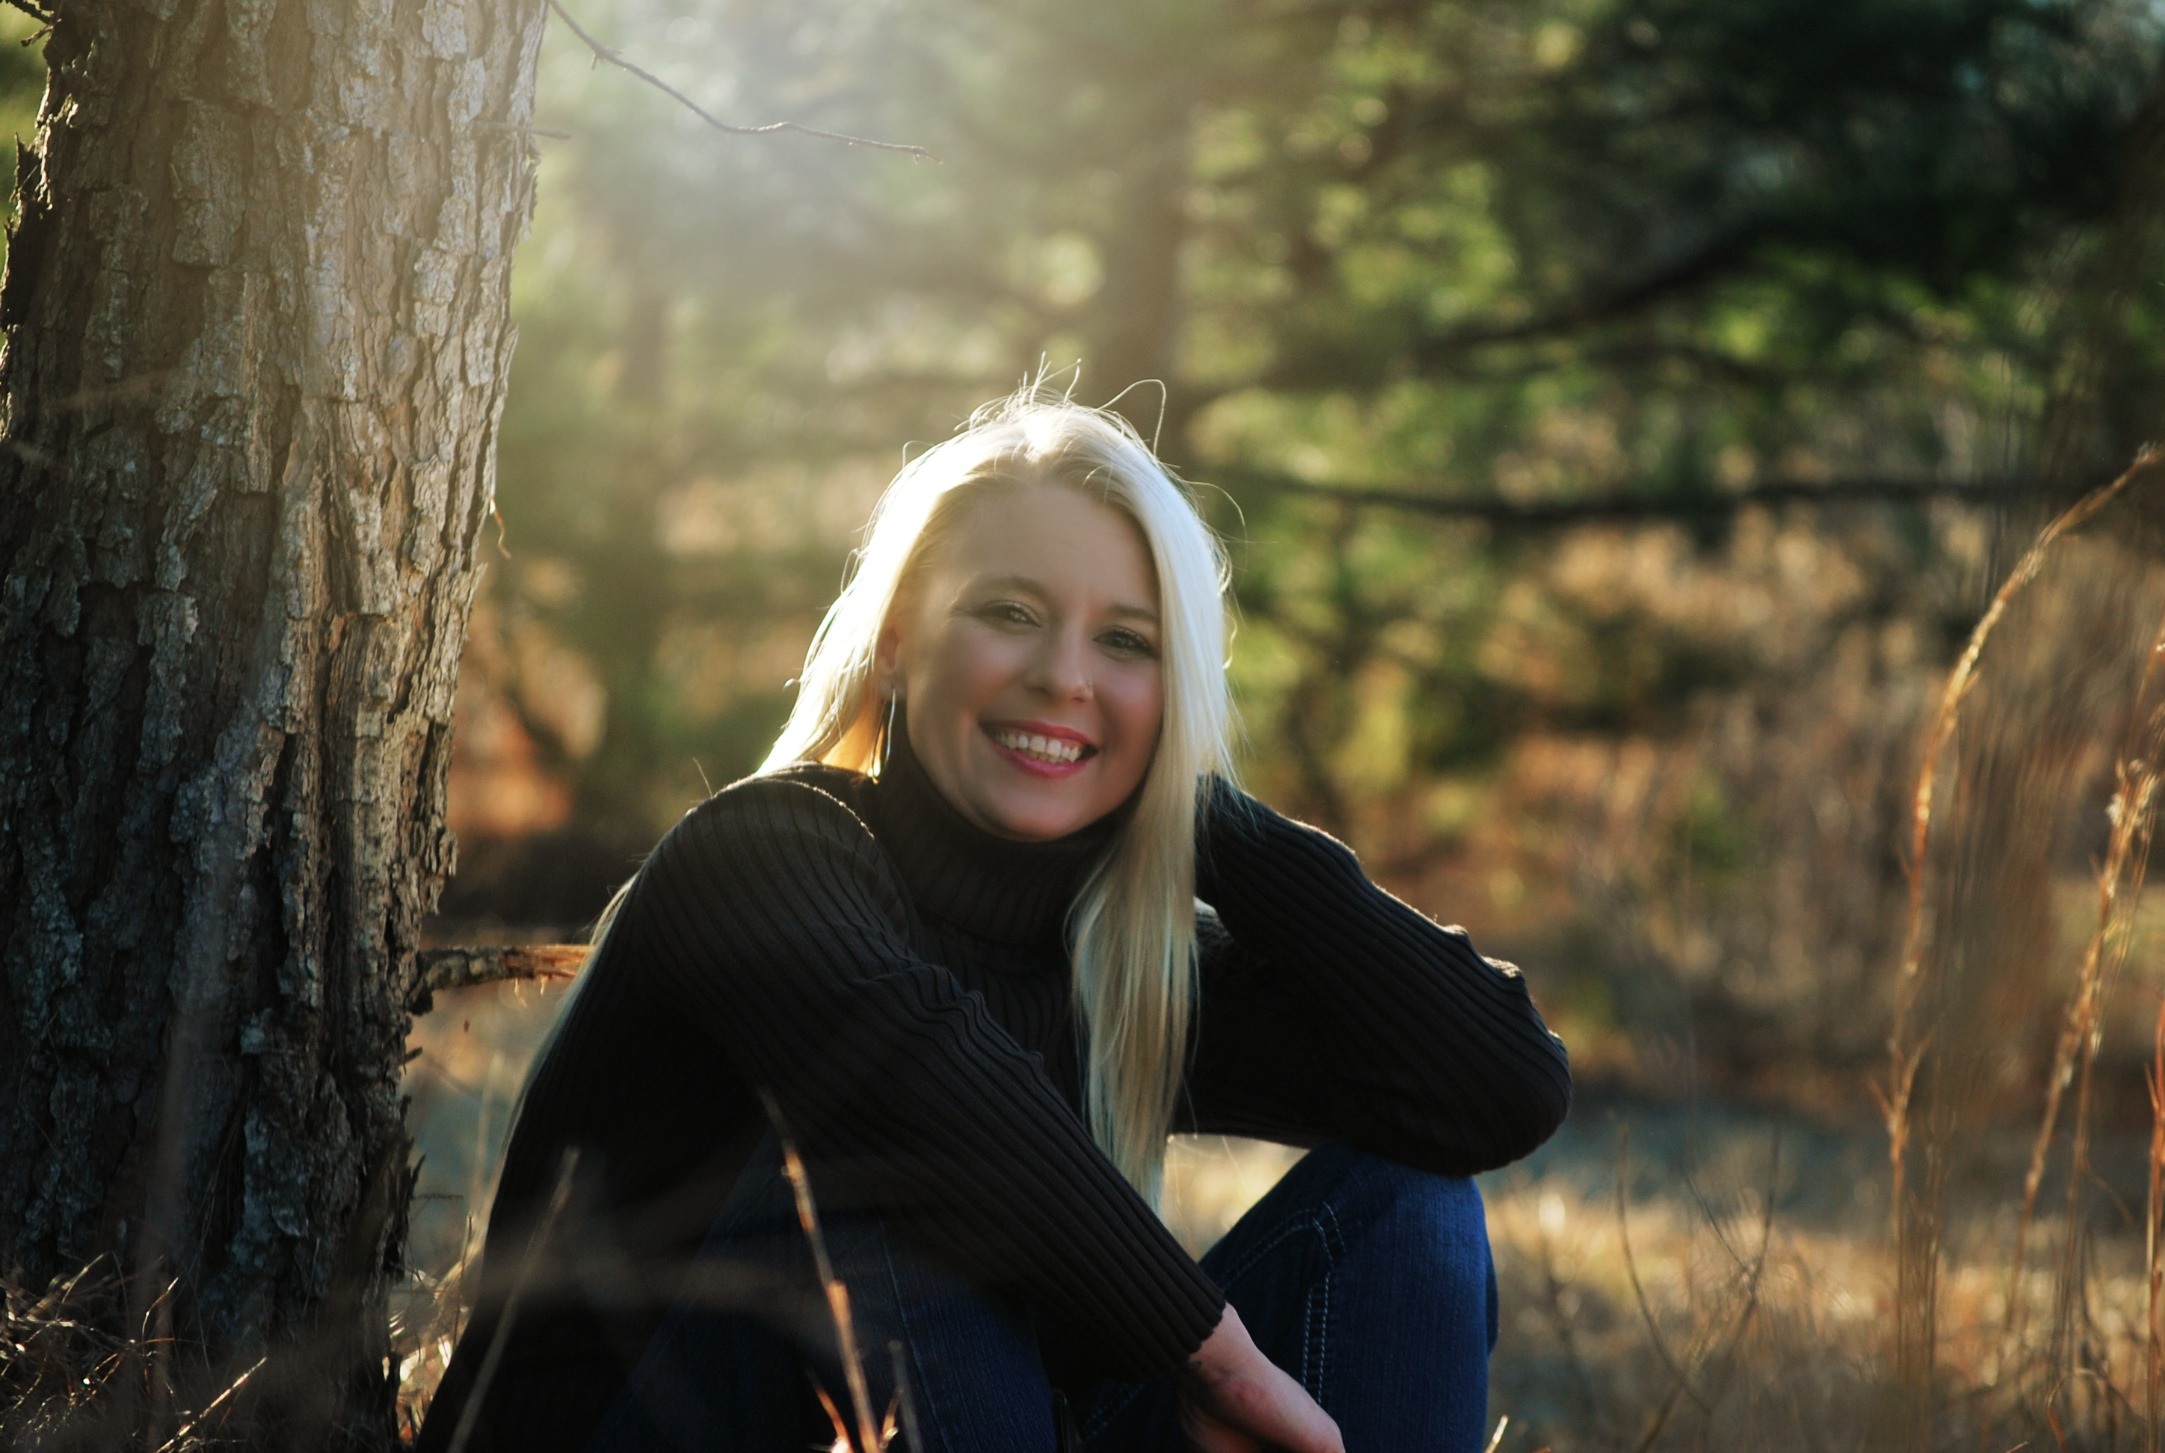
[474,119,575,141]
[153,1356,265,1453]
[1615,1124,1712,1416]
[760,1090,883,1453]
[443,1149,580,1453]
[417,944,588,998]
[1532,1205,1610,1436]
[543,0,938,163]
[888,1340,922,1453]
[0,0,53,29]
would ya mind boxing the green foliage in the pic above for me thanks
[449,0,2163,981]
[0,13,44,263]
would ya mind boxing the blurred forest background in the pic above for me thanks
[12,0,2165,1445]
[407,0,2165,1445]
[405,0,2165,1444]
[443,0,2162,1084]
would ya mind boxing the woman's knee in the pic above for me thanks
[1187,1144,1499,1449]
[1286,1144,1487,1243]
[1279,1144,1497,1344]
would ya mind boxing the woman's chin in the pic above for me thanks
[982,806,1088,842]
[971,786,1103,843]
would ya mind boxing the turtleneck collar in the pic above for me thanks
[858,725,1120,946]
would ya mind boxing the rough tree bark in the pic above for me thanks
[0,0,545,1445]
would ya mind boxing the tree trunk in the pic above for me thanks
[0,0,544,1445]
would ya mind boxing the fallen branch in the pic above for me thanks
[544,0,938,163]
[417,944,588,997]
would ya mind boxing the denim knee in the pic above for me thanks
[1273,1144,1497,1351]
[1278,1143,1485,1233]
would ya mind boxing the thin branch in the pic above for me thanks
[442,1150,580,1453]
[1231,470,2022,527]
[0,0,53,29]
[1615,1123,1714,1416]
[416,943,588,998]
[1411,226,1766,359]
[544,0,938,163]
[474,119,575,141]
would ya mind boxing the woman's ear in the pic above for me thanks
[873,618,902,696]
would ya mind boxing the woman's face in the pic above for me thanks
[879,483,1166,841]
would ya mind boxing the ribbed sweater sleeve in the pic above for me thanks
[1189,783,1571,1175]
[625,776,1225,1379]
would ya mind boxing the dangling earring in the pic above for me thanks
[879,692,900,775]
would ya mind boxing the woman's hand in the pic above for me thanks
[1177,1303,1344,1453]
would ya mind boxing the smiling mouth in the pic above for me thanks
[986,726,1096,766]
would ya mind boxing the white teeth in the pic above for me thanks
[992,729,1085,764]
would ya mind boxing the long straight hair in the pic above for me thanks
[761,389,1235,1205]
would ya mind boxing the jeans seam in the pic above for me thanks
[1074,1374,1143,1442]
[879,1226,942,1451]
[1310,1201,1345,1403]
[1214,1214,1324,1291]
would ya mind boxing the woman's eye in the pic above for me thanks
[1101,628,1159,658]
[977,601,1038,627]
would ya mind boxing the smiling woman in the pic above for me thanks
[877,485,1167,843]
[415,388,1572,1453]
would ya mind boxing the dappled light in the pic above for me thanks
[9,0,2165,1447]
[404,1,2165,1446]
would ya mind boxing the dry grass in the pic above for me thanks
[25,448,2139,1446]
[1484,1137,2155,1452]
[0,1257,262,1452]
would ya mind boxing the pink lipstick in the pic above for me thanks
[982,720,1097,779]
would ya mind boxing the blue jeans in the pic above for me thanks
[589,1141,1498,1452]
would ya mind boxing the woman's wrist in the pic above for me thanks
[1178,1302,1346,1453]
[1183,1299,1249,1383]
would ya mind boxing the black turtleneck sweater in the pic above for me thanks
[416,737,1570,1451]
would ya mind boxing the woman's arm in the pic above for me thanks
[628,776,1225,1381]
[1185,780,1571,1173]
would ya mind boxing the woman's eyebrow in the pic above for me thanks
[969,572,1049,597]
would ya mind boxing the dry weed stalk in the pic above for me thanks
[1608,1126,1780,1453]
[2004,599,2165,1383]
[1885,452,2159,1196]
[2051,750,2162,1407]
[441,1148,579,1453]
[1882,448,2162,1444]
[2148,996,2165,1453]
[761,1091,919,1453]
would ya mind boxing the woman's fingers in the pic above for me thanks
[1178,1400,1264,1453]
[1180,1304,1345,1453]
[1184,1364,1342,1453]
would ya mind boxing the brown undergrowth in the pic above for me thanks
[1478,451,2165,1451]
[0,1257,261,1451]
[26,461,2165,1449]
[388,452,2165,1451]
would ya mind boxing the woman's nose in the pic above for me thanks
[1026,628,1093,699]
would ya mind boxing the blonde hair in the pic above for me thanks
[761,388,1235,1204]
